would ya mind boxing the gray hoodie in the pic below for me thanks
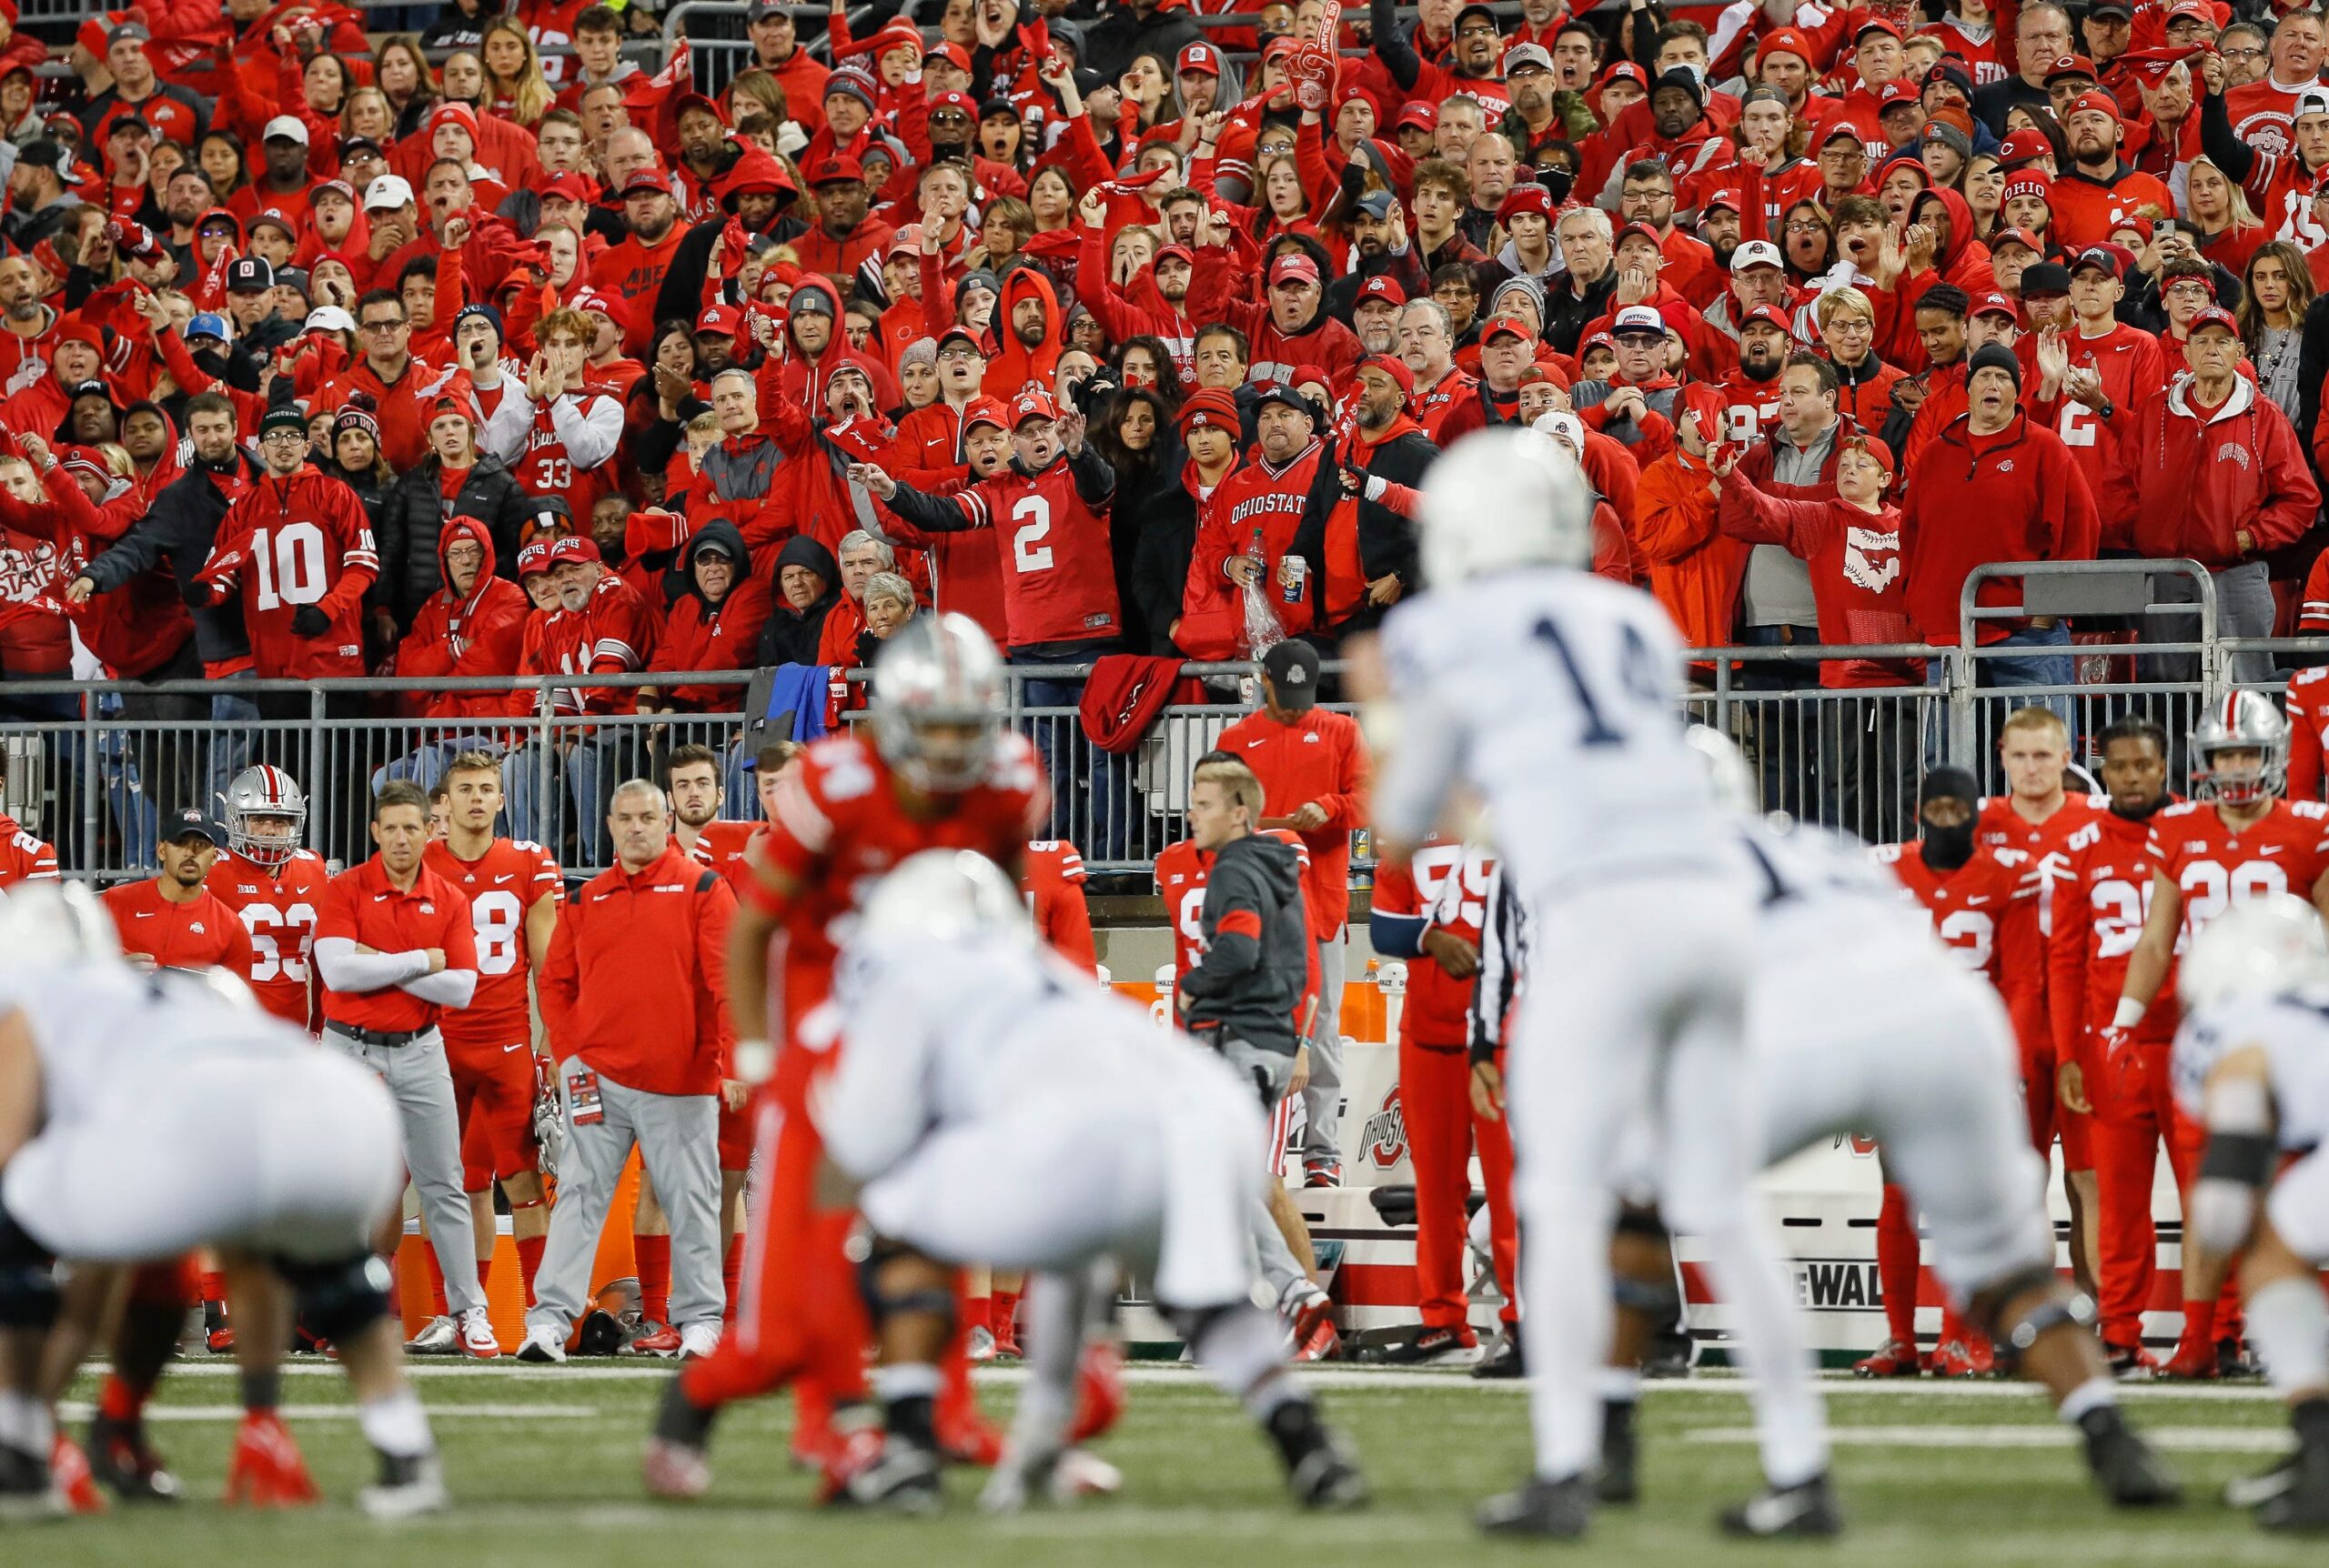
[1179,830,1309,1056]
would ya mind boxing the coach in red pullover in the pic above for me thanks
[1900,343,2100,657]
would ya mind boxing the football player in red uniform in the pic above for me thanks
[204,766,330,1033]
[1977,707,2106,1295]
[1863,766,2040,1378]
[1371,837,1517,1365]
[645,614,1054,1502]
[418,751,562,1322]
[2286,662,2329,802]
[2048,716,2182,1375]
[1021,839,1096,975]
[103,809,257,977]
[2113,692,2329,1378]
[665,740,787,1325]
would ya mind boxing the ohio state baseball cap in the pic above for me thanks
[1268,254,1321,287]
[517,540,557,578]
[1700,188,1741,216]
[1739,303,1793,333]
[963,395,1010,432]
[1730,239,1782,272]
[1480,314,1533,344]
[806,153,864,186]
[697,303,738,336]
[1356,275,1406,307]
[1971,290,2021,319]
[161,805,228,847]
[2187,305,2241,336]
[1011,389,1059,427]
[1176,41,1222,76]
[546,536,601,567]
[1853,15,1903,42]
[1990,225,2044,255]
[2071,245,2126,279]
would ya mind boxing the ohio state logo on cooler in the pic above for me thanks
[1363,1088,1407,1169]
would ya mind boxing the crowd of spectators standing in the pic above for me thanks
[5,0,2329,858]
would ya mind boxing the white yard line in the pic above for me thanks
[56,1401,598,1422]
[1686,1424,2290,1452]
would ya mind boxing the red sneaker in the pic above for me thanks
[815,1424,885,1505]
[207,1326,235,1353]
[937,1402,1004,1467]
[2106,1342,2160,1380]
[1068,1341,1127,1444]
[992,1323,1023,1360]
[628,1325,684,1358]
[2160,1335,2220,1381]
[223,1413,319,1509]
[50,1433,105,1515]
[1930,1340,1986,1378]
[1851,1339,1921,1379]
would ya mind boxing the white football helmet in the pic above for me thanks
[2179,892,2329,1012]
[0,881,121,969]
[867,612,1005,793]
[223,764,308,869]
[2190,689,2287,807]
[1417,427,1593,586]
[1682,725,1756,814]
[857,849,1032,945]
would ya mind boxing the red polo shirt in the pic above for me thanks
[316,856,479,1033]
[102,878,257,977]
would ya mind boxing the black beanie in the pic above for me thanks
[1920,766,1981,809]
[1967,341,2021,393]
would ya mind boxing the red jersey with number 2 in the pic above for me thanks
[1371,839,1495,1048]
[424,836,565,1045]
[205,848,330,1030]
[1869,839,2040,982]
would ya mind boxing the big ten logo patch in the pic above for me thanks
[1363,1087,1407,1169]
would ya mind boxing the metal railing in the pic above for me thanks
[2,560,2319,883]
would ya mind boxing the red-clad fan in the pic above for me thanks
[655,616,1071,1501]
[479,306,624,532]
[188,404,378,681]
[1370,837,1517,1364]
[2047,714,2184,1376]
[314,284,447,471]
[1021,838,1096,974]
[422,750,563,1312]
[1178,384,1330,658]
[589,168,690,354]
[101,807,256,977]
[1186,249,1364,388]
[2110,691,2329,1378]
[2051,91,2176,248]
[1710,304,1793,447]
[849,392,1122,658]
[2026,246,2167,538]
[204,764,330,1031]
[0,780,55,889]
[1861,766,2041,1380]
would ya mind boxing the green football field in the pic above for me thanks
[31,1360,2329,1567]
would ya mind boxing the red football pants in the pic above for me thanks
[2092,1039,2238,1348]
[1401,1039,1517,1333]
[2011,994,2092,1171]
[678,1092,869,1413]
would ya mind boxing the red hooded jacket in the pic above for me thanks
[395,518,531,723]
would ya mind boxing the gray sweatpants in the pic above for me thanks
[2143,561,2277,686]
[1296,935,1347,1171]
[325,1027,484,1316]
[527,1067,723,1334]
[1216,1034,1308,1302]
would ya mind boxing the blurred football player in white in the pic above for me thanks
[2170,895,2329,1532]
[814,850,1366,1515]
[0,885,442,1521]
[1593,733,2179,1513]
[1356,427,1831,1540]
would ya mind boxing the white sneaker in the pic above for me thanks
[514,1323,568,1364]
[677,1322,721,1361]
[458,1306,500,1360]
[966,1326,998,1363]
[359,1452,449,1520]
[404,1314,458,1354]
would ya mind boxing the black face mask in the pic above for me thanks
[1919,814,1975,872]
[192,346,231,377]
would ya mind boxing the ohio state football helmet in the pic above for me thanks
[222,765,307,869]
[2190,690,2287,807]
[867,613,1005,793]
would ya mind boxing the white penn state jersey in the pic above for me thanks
[2171,984,2329,1151]
[1733,818,1940,959]
[1,960,308,1128]
[814,930,1240,1181]
[1375,569,1734,895]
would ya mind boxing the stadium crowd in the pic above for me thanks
[5,0,2329,1386]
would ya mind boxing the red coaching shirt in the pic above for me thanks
[315,857,479,1033]
[102,879,257,976]
[1212,705,1371,941]
[423,835,564,1046]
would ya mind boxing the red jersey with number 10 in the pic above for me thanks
[205,848,330,1030]
[1870,839,2040,982]
[423,836,565,1043]
[1372,839,1495,1048]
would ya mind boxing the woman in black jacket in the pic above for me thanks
[1093,387,1192,656]
[323,402,398,661]
[376,403,536,632]
[756,535,842,667]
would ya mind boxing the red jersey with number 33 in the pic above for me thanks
[1371,839,1495,1048]
[1870,839,2040,982]
[423,836,564,1043]
[205,848,330,1030]
[2146,798,2329,948]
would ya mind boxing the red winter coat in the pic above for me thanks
[395,518,531,723]
[2104,373,2319,568]
[1900,412,2102,646]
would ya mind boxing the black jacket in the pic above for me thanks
[378,453,534,630]
[81,452,259,668]
[756,534,841,667]
[1179,830,1309,1056]
[1081,4,1205,82]
[1543,268,1618,357]
[1296,426,1435,638]
[1105,432,1185,654]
